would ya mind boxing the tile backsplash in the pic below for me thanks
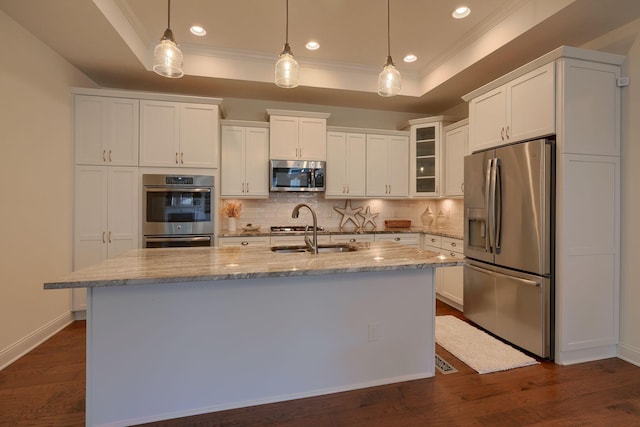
[219,194,463,234]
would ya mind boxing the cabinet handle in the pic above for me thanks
[103,150,107,162]
[461,182,464,193]
[394,237,401,242]
[181,152,184,164]
[346,185,349,194]
[175,152,179,164]
[108,231,112,243]
[500,127,505,141]
[506,126,510,139]
[241,241,249,246]
[102,232,106,243]
[108,150,112,162]
[246,182,250,193]
[349,238,356,242]
[299,147,302,158]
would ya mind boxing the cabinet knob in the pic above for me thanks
[450,252,456,257]
[349,238,356,243]
[431,238,436,243]
[394,237,401,241]
[451,242,457,247]
[241,241,249,246]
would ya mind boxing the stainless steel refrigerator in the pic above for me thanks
[463,138,554,359]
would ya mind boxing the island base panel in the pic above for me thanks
[86,269,435,426]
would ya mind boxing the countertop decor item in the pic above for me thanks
[435,210,447,229]
[242,224,261,231]
[334,200,362,228]
[358,206,378,229]
[421,206,435,227]
[384,219,412,228]
[220,201,242,232]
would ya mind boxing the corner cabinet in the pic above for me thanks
[139,101,219,168]
[74,95,139,166]
[365,133,409,197]
[326,131,366,197]
[221,122,269,198]
[468,61,555,153]
[463,46,624,364]
[443,119,468,197]
[267,110,330,161]
[404,116,454,198]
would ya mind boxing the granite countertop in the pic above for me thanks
[220,227,464,240]
[44,242,462,290]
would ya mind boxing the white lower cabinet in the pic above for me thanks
[218,236,270,247]
[423,233,464,310]
[374,233,420,248]
[73,165,139,310]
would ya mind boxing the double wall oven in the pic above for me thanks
[142,174,214,248]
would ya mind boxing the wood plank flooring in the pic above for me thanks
[1,302,640,426]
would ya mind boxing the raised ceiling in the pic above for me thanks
[1,0,640,114]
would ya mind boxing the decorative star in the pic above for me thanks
[358,206,379,229]
[333,200,362,228]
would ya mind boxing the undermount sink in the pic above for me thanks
[270,244,358,254]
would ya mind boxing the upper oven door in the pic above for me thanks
[143,187,213,235]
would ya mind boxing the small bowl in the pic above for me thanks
[242,224,261,231]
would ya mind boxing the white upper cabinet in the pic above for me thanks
[267,110,330,160]
[326,131,366,197]
[221,124,269,198]
[468,62,555,152]
[443,120,468,197]
[140,100,219,168]
[366,134,409,197]
[74,95,139,166]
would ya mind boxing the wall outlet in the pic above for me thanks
[617,76,630,87]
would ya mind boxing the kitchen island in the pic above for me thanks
[45,242,460,427]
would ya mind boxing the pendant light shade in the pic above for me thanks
[153,0,184,78]
[275,0,299,88]
[378,0,401,96]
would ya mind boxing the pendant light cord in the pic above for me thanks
[285,0,289,44]
[386,0,391,57]
[167,0,171,30]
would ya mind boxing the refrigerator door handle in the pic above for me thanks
[489,158,498,253]
[494,158,502,253]
[466,264,541,287]
[485,158,494,253]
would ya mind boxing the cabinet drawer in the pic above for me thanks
[440,249,464,259]
[423,234,442,247]
[442,237,464,254]
[375,233,420,247]
[218,236,270,247]
[331,234,374,244]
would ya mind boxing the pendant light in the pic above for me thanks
[153,0,184,78]
[378,0,401,97]
[275,0,299,88]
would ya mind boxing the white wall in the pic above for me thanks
[582,19,640,366]
[0,10,96,369]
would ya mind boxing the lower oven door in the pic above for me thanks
[144,235,213,248]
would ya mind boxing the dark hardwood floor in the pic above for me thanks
[2,301,640,426]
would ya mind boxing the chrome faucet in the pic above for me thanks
[291,203,318,254]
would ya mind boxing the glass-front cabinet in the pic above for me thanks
[406,116,454,197]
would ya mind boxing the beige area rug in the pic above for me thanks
[435,315,538,374]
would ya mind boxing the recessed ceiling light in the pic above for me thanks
[452,6,471,19]
[403,54,417,63]
[190,25,206,36]
[305,41,320,50]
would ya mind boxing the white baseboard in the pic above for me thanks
[618,343,640,367]
[0,311,74,371]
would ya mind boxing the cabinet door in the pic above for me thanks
[388,136,409,197]
[108,98,139,166]
[444,124,467,197]
[326,132,347,196]
[221,126,246,197]
[180,104,218,168]
[365,134,389,197]
[107,167,139,258]
[74,166,108,270]
[345,133,366,196]
[507,62,555,144]
[469,86,506,152]
[74,95,107,165]
[269,116,298,159]
[139,100,180,167]
[244,128,269,197]
[298,117,327,160]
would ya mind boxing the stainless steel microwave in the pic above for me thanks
[270,160,326,192]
